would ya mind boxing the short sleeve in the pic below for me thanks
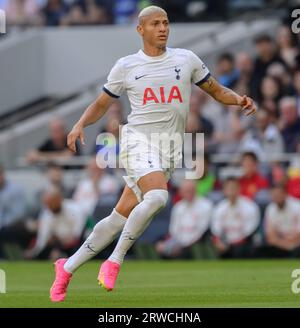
[103,59,125,98]
[188,50,210,86]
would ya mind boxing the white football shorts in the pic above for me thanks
[119,125,182,202]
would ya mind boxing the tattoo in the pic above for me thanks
[222,88,234,96]
[207,78,213,89]
[224,88,240,101]
[202,76,214,89]
[199,76,240,105]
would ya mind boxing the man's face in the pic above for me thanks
[241,156,257,176]
[137,13,169,49]
[255,40,274,59]
[280,104,298,125]
[236,53,253,75]
[271,188,286,207]
[43,192,62,214]
[217,59,233,75]
[224,180,240,200]
[256,111,269,131]
[180,180,196,202]
[50,119,66,144]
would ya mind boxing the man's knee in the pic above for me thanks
[115,186,139,218]
[115,203,135,218]
[143,189,169,211]
[93,209,127,234]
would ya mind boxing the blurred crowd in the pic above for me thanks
[0,0,210,27]
[0,0,268,28]
[1,23,300,261]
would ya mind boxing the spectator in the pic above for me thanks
[259,75,283,111]
[184,112,203,162]
[0,164,27,230]
[292,70,300,115]
[276,24,299,70]
[61,0,112,26]
[263,184,300,257]
[60,0,87,25]
[25,186,86,260]
[211,177,260,258]
[196,88,223,133]
[4,0,42,26]
[252,34,286,99]
[235,52,254,96]
[29,163,71,218]
[0,164,29,258]
[240,109,284,159]
[113,0,140,24]
[213,105,253,154]
[45,162,71,196]
[26,118,80,165]
[155,179,212,258]
[93,100,124,155]
[239,152,269,200]
[195,153,216,198]
[172,154,217,204]
[41,0,69,26]
[73,158,120,218]
[267,62,293,96]
[153,0,190,22]
[216,53,240,89]
[286,138,300,199]
[95,117,121,157]
[278,97,300,152]
[189,90,214,138]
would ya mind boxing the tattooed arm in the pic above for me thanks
[198,76,257,116]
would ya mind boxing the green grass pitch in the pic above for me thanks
[0,259,300,307]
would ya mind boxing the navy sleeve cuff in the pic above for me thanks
[103,86,120,98]
[195,72,211,86]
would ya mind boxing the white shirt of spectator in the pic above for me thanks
[265,197,300,235]
[211,196,260,244]
[32,200,86,256]
[240,124,284,160]
[103,47,210,139]
[73,174,120,218]
[169,197,213,247]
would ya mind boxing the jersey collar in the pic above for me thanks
[138,48,169,61]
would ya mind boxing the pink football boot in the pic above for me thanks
[98,260,120,292]
[50,258,72,302]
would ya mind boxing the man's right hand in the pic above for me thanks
[67,124,85,154]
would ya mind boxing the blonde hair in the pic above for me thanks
[138,6,167,24]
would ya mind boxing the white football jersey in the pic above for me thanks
[265,197,300,234]
[211,196,260,244]
[169,197,213,246]
[103,47,210,139]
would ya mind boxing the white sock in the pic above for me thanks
[64,208,127,273]
[108,189,168,265]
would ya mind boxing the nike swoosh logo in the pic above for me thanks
[135,74,148,80]
[86,244,97,253]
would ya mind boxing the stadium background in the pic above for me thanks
[0,0,300,271]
